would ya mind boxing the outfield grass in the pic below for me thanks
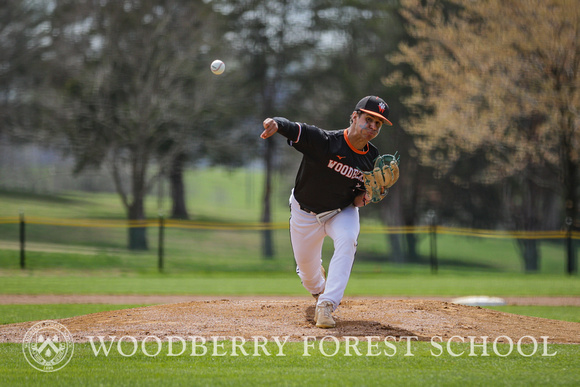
[0,233,574,275]
[1,271,579,297]
[486,306,580,323]
[0,304,147,325]
[0,167,280,222]
[0,341,578,386]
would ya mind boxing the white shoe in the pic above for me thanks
[314,301,335,328]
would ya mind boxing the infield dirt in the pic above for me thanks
[1,297,579,343]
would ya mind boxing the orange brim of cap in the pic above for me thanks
[360,109,393,126]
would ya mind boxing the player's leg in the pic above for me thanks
[289,195,326,296]
[317,205,360,310]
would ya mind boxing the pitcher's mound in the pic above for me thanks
[1,298,578,343]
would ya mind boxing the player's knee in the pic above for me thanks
[334,237,358,255]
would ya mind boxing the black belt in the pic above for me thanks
[299,203,346,215]
[299,204,319,215]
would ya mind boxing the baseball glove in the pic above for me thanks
[361,153,400,203]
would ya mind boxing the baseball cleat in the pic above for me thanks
[314,301,335,328]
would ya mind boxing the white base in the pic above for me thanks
[451,295,507,306]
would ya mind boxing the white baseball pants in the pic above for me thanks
[289,193,360,311]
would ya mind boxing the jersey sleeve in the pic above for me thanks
[273,117,301,143]
[273,117,330,158]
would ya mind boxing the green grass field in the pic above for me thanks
[1,341,578,386]
[0,168,579,386]
[1,270,579,296]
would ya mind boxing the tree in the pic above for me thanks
[0,2,52,143]
[388,0,580,271]
[41,0,225,249]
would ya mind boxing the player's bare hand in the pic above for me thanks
[353,192,371,207]
[261,118,278,139]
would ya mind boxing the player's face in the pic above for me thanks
[354,112,383,140]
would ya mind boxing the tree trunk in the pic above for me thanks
[169,152,189,220]
[506,166,545,273]
[127,153,148,251]
[380,187,404,263]
[405,233,420,262]
[261,137,275,259]
[388,234,404,263]
[128,196,148,250]
[379,159,424,263]
[517,239,539,272]
[562,133,578,274]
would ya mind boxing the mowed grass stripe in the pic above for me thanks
[0,304,148,325]
[0,272,579,296]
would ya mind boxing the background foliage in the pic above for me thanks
[0,0,578,272]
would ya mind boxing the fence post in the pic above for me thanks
[158,213,165,273]
[427,210,438,274]
[566,217,576,275]
[19,211,25,270]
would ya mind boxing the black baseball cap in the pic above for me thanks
[355,96,392,126]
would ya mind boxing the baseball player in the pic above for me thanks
[260,96,399,328]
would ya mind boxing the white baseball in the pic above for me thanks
[210,59,225,75]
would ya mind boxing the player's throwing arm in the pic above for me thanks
[261,118,279,139]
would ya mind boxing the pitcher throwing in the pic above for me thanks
[260,96,400,328]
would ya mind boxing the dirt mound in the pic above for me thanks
[1,298,579,344]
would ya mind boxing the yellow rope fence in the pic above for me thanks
[0,216,578,239]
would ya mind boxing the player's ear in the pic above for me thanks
[350,111,357,125]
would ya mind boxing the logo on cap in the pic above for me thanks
[355,95,393,126]
[378,102,386,113]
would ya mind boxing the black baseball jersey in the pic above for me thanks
[274,117,379,213]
